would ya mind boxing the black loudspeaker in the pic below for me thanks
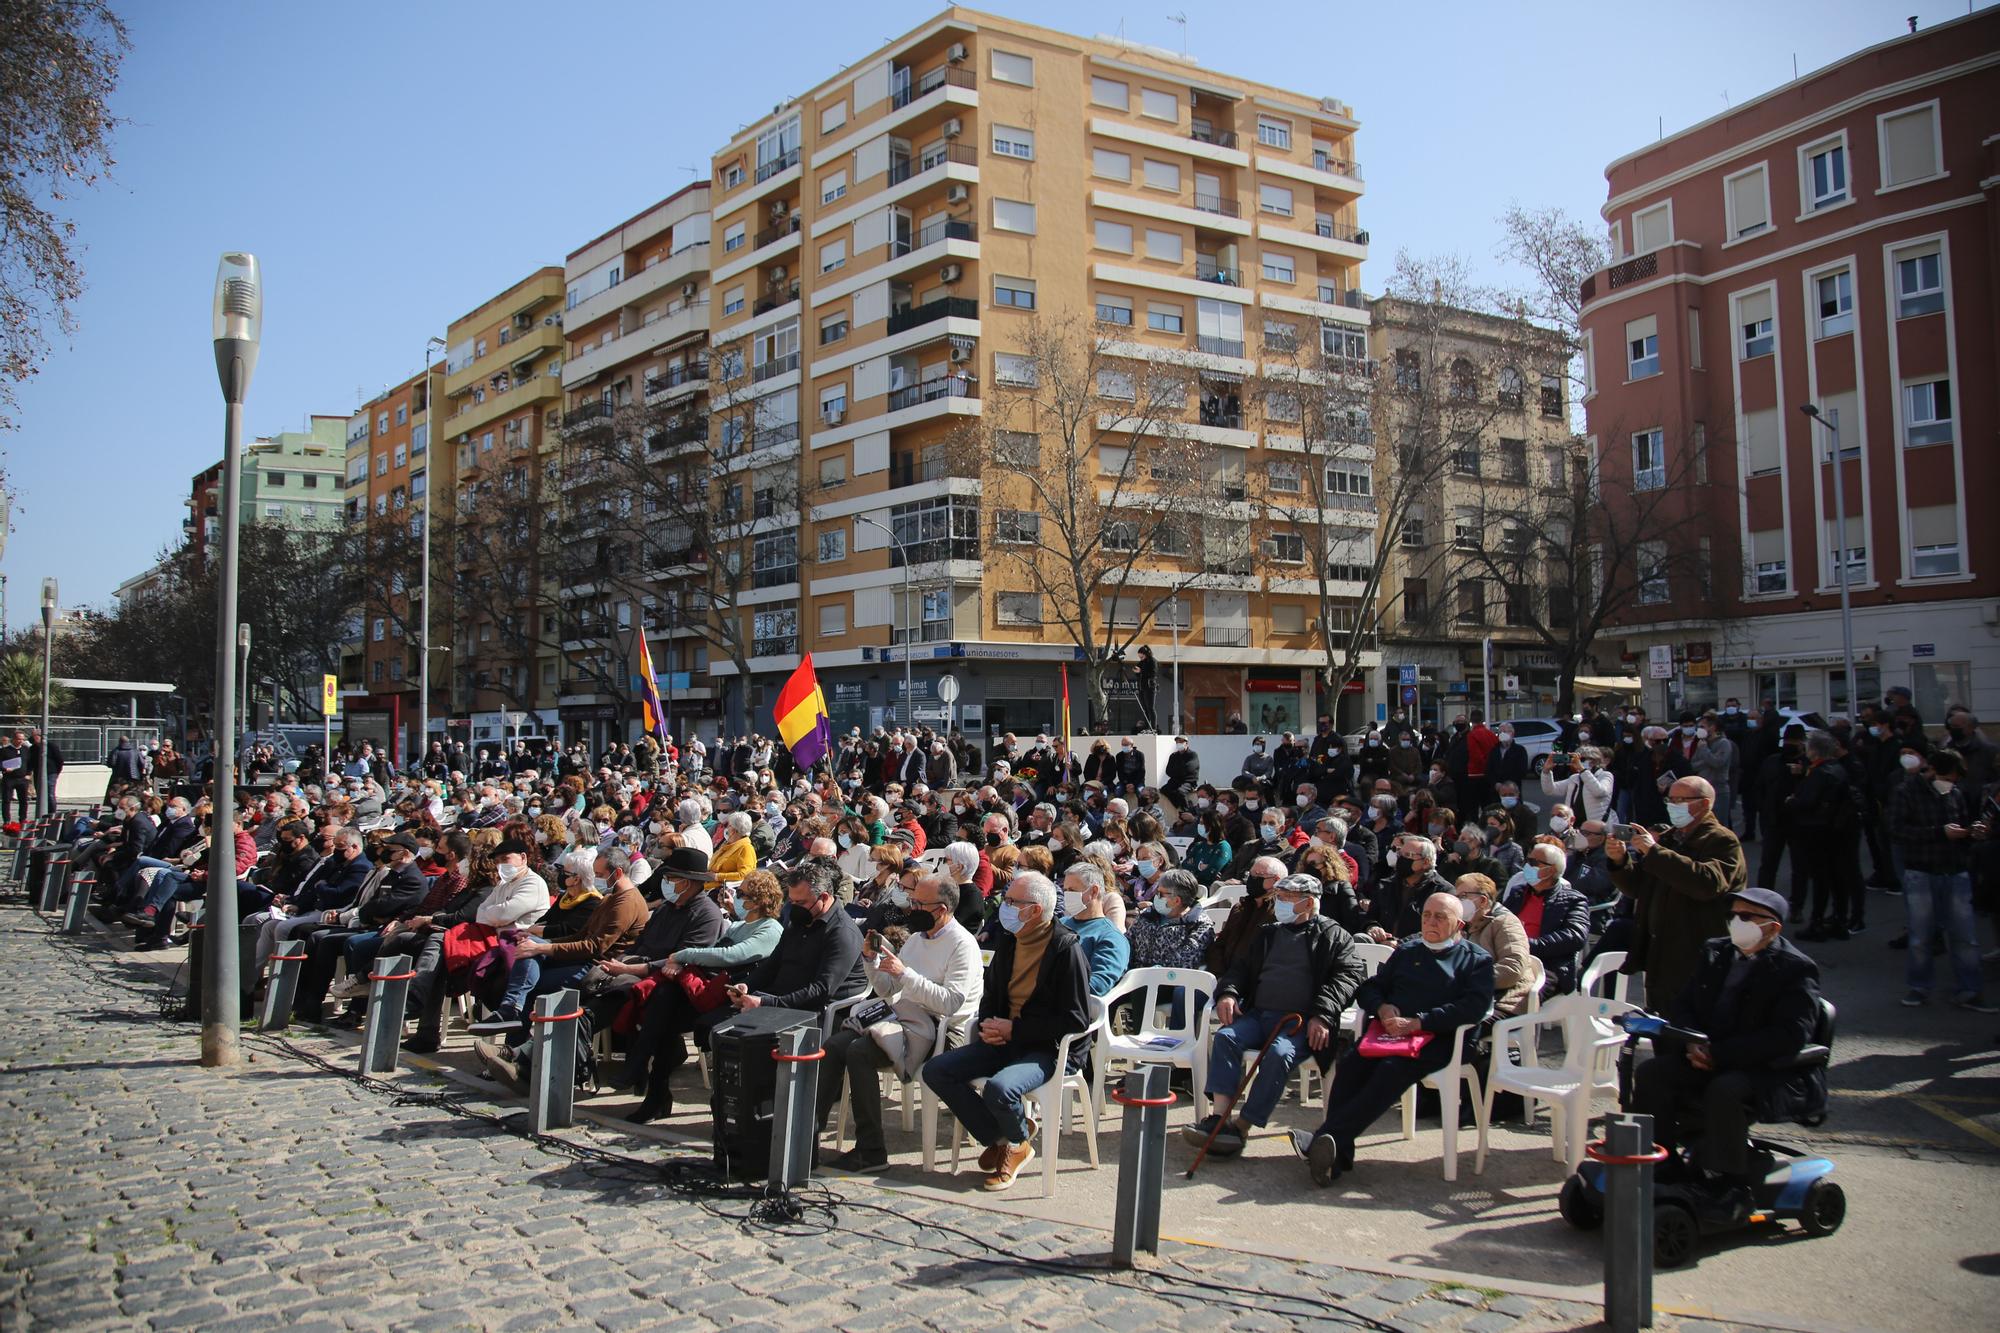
[707,1006,816,1181]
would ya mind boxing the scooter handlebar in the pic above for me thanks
[1619,1010,1709,1044]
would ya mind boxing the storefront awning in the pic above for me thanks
[1573,674,1643,693]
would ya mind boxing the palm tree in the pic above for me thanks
[0,652,71,717]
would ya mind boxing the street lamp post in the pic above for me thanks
[204,252,261,1069]
[1800,405,1859,717]
[420,336,445,771]
[38,579,56,816]
[237,623,251,744]
[854,514,913,726]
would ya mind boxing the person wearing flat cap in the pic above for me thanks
[1630,887,1826,1198]
[291,832,431,1024]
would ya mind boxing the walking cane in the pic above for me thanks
[1185,1011,1303,1179]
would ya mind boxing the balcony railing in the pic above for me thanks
[893,218,976,257]
[1195,260,1241,286]
[754,280,801,314]
[1190,128,1239,148]
[752,563,798,590]
[1315,219,1369,244]
[754,146,800,183]
[888,373,978,413]
[1196,335,1245,358]
[562,400,614,430]
[1192,193,1241,218]
[753,215,802,250]
[1317,284,1367,308]
[1199,404,1244,429]
[887,295,978,335]
[1312,154,1364,180]
[753,350,800,382]
[1607,253,1658,290]
[644,361,707,397]
[886,143,976,187]
[891,64,975,109]
[752,636,799,658]
[892,621,953,645]
[645,421,705,453]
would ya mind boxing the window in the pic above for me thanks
[1814,269,1853,337]
[819,238,846,273]
[1103,522,1140,554]
[723,163,744,189]
[1823,515,1866,585]
[723,221,747,253]
[1092,147,1131,182]
[1904,379,1952,446]
[1878,103,1940,189]
[1142,159,1180,192]
[1095,293,1133,325]
[1258,182,1293,217]
[722,285,745,317]
[302,472,319,488]
[820,99,846,134]
[1091,75,1129,109]
[1750,529,1787,593]
[1260,251,1294,283]
[752,605,798,656]
[1495,366,1525,408]
[992,199,1037,234]
[1625,314,1659,378]
[1257,117,1291,150]
[1402,505,1427,548]
[1896,246,1943,317]
[1498,437,1527,483]
[820,170,847,204]
[1452,508,1479,551]
[994,353,1038,387]
[371,617,385,642]
[996,508,1041,544]
[1094,219,1133,253]
[818,452,847,487]
[1724,164,1771,238]
[1543,445,1567,489]
[1912,661,1972,718]
[996,592,1043,626]
[818,384,847,421]
[1100,444,1131,475]
[1325,463,1371,497]
[377,413,388,432]
[1268,531,1305,563]
[1267,460,1301,493]
[992,125,1034,159]
[817,527,847,563]
[818,310,848,345]
[990,49,1035,86]
[1637,541,1669,604]
[1097,367,1136,400]
[1145,229,1182,263]
[1141,88,1178,122]
[263,503,285,517]
[1456,579,1485,624]
[994,275,1036,309]
[1755,670,1799,709]
[1265,391,1300,423]
[374,452,388,476]
[1632,429,1666,489]
[1147,303,1183,334]
[1803,137,1847,210]
[818,602,847,637]
[1632,202,1671,254]
[1737,289,1774,358]
[1687,308,1703,369]
[266,471,286,487]
[1261,602,1303,635]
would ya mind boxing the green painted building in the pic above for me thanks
[239,415,349,533]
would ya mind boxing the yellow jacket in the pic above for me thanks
[710,835,756,881]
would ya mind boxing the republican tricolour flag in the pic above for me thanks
[774,654,832,770]
[635,631,667,742]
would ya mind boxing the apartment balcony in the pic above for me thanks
[754,279,801,315]
[561,300,708,387]
[445,323,563,399]
[444,374,558,442]
[755,145,801,184]
[644,360,708,402]
[887,372,979,414]
[561,400,615,433]
[887,143,977,188]
[892,63,974,109]
[1196,335,1245,358]
[1199,404,1245,429]
[892,218,976,257]
[754,214,802,251]
[1192,193,1242,219]
[888,295,978,336]
[888,449,979,488]
[1195,259,1242,286]
[1315,283,1369,310]
[563,241,709,332]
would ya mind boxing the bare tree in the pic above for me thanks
[945,313,1233,725]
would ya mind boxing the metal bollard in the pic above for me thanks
[61,869,95,934]
[38,855,71,914]
[261,947,311,1031]
[1595,1112,1664,1333]
[527,988,583,1133]
[1111,1064,1176,1267]
[359,954,416,1076]
[768,1023,824,1191]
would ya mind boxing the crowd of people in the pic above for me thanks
[39,688,1993,1198]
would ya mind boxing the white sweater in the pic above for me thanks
[476,866,551,927]
[862,918,984,1079]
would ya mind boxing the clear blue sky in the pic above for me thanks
[1,0,1978,631]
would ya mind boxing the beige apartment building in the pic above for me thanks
[701,6,1375,740]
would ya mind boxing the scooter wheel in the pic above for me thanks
[1559,1176,1602,1230]
[1653,1203,1699,1268]
[1798,1179,1846,1237]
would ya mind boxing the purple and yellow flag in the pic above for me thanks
[774,654,831,769]
[635,631,667,742]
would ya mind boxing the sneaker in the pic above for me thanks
[466,1010,523,1034]
[978,1117,1037,1172]
[981,1140,1035,1191]
[473,1038,526,1092]
[1847,921,1867,935]
[1307,1133,1344,1187]
[1902,990,1927,1008]
[328,977,370,1001]
[1954,995,2000,1015]
[829,1147,891,1172]
[120,907,157,927]
[1180,1113,1223,1148]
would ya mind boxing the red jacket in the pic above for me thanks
[1465,724,1498,778]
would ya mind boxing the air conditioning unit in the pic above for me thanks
[824,406,845,425]
[1259,538,1280,557]
[949,342,972,363]
[946,184,969,204]
[542,314,559,326]
[940,263,963,282]
[943,117,962,138]
[947,41,967,62]
[681,281,698,298]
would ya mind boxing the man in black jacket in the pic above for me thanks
[1367,835,1453,941]
[1183,873,1364,1155]
[923,870,1090,1192]
[1630,888,1824,1194]
[1162,736,1200,809]
[722,858,865,1022]
[292,833,429,1023]
[1785,733,1856,939]
[1500,845,1592,993]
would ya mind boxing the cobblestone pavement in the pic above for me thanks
[0,892,1763,1333]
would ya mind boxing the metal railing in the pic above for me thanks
[754,215,802,250]
[1195,261,1241,286]
[1190,128,1239,148]
[1196,336,1244,358]
[754,145,800,183]
[886,144,977,186]
[891,64,975,109]
[1315,219,1369,244]
[1192,193,1241,218]
[1313,154,1364,180]
[753,350,800,382]
[888,374,978,412]
[895,217,976,254]
[887,295,978,335]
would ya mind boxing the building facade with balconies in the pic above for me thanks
[1577,10,1998,722]
[240,416,349,533]
[441,267,568,750]
[706,7,1374,739]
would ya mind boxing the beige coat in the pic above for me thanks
[1465,902,1535,1017]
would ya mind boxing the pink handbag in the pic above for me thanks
[1357,1019,1436,1059]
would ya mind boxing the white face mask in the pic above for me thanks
[1727,916,1765,952]
[1899,754,1923,772]
[1421,935,1456,953]
[1062,890,1085,916]
[1049,837,1064,852]
[1296,794,1311,807]
[1549,815,1571,834]
[497,861,523,882]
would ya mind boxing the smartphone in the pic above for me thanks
[866,930,887,955]
[1606,822,1638,841]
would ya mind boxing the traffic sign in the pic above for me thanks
[1398,663,1418,686]
[936,674,961,704]
[321,674,339,713]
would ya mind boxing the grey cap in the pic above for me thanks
[1726,887,1789,920]
[1274,873,1322,897]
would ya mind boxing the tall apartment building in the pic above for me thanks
[240,416,349,533]
[339,366,446,762]
[555,185,714,752]
[704,7,1371,739]
[440,266,567,750]
[1579,10,1997,723]
[183,461,224,571]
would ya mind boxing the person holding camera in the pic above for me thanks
[1606,776,1745,1006]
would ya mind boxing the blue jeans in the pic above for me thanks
[118,856,176,908]
[1203,1008,1305,1127]
[496,957,592,1020]
[923,1039,1058,1147]
[1903,869,1982,997]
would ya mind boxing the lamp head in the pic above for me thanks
[1799,404,1822,418]
[238,623,251,650]
[40,578,57,612]
[212,253,262,346]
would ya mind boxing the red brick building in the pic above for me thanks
[1578,10,1997,721]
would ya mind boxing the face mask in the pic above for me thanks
[1049,836,1065,852]
[591,874,611,892]
[1429,771,1445,784]
[1680,725,1697,737]
[1497,733,1514,744]
[1899,754,1923,772]
[1724,706,1738,715]
[1261,825,1281,842]
[1400,739,1413,748]
[1422,935,1455,952]
[1253,743,1265,753]
[1244,799,1259,811]
[1932,778,1955,796]
[528,806,542,817]
[1727,916,1764,952]
[1194,798,1211,809]
[1296,794,1310,807]
[1367,739,1381,748]
[998,902,1026,934]
[497,862,523,882]
[1746,719,1760,729]
[1386,849,1398,867]
[732,897,749,921]
[1150,895,1171,916]
[1549,816,1570,834]
[1666,802,1695,828]
[953,804,967,815]
[1062,891,1085,916]
[1133,859,1157,878]
[1271,897,1299,924]
[1499,796,1518,809]
[1458,896,1482,923]
[1426,822,1447,838]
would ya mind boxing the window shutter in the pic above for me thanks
[1881,107,1938,186]
[1738,290,1773,328]
[1625,314,1658,343]
[1743,407,1781,474]
[1750,529,1786,563]
[1909,504,1957,546]
[1727,170,1768,233]
[1817,391,1858,452]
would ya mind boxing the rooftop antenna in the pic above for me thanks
[1907,15,1918,33]
[1168,11,1188,56]
[1792,53,1799,79]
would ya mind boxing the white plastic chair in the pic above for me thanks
[1397,1015,1491,1182]
[1476,993,1637,1175]
[926,998,1106,1197]
[1095,967,1216,1120]
[1207,882,1247,905]
[1305,940,1394,1106]
[1579,950,1630,1001]
[1200,904,1233,931]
